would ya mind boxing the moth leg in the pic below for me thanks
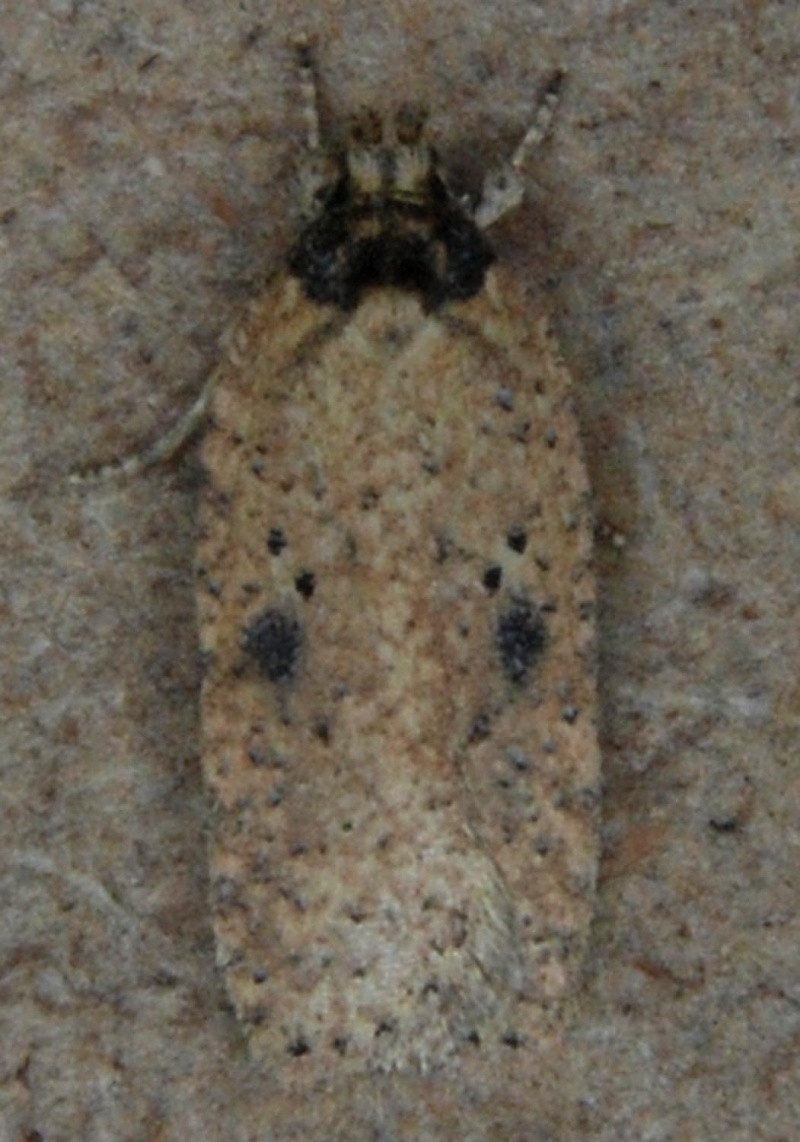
[474,69,565,231]
[68,370,216,485]
[68,39,322,488]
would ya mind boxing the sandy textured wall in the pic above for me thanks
[2,2,798,1138]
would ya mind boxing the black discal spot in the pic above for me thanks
[506,527,527,553]
[268,527,287,555]
[483,564,502,592]
[243,608,303,681]
[295,570,316,598]
[496,599,546,682]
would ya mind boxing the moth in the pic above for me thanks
[195,40,600,1078]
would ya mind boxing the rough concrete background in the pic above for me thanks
[1,1,798,1139]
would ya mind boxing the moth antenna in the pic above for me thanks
[292,33,322,156]
[475,68,566,231]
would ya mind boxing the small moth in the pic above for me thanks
[196,41,599,1078]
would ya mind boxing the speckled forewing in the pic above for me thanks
[197,264,598,1077]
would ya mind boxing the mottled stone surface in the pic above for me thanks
[2,2,798,1138]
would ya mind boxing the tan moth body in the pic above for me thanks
[196,50,599,1078]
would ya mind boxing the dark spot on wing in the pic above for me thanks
[506,526,527,553]
[294,570,316,598]
[496,598,546,683]
[267,527,287,554]
[482,564,502,592]
[243,608,303,681]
